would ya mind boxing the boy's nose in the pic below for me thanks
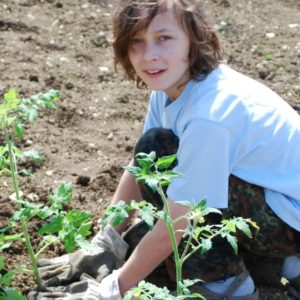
[143,42,159,61]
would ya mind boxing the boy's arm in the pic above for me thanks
[118,199,190,295]
[110,159,143,234]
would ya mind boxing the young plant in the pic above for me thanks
[102,152,259,299]
[0,88,59,285]
[0,89,93,287]
[11,182,93,255]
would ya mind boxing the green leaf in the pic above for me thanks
[139,204,155,229]
[63,231,77,253]
[65,211,92,229]
[48,182,73,209]
[222,220,236,233]
[2,271,14,286]
[143,176,159,192]
[22,149,43,164]
[135,151,156,170]
[17,89,59,124]
[14,123,24,140]
[52,210,93,252]
[4,89,18,103]
[235,218,252,238]
[200,238,212,255]
[2,287,26,300]
[0,89,19,122]
[77,221,92,238]
[226,234,238,254]
[156,154,177,170]
[38,215,64,234]
[36,206,56,219]
[11,200,43,221]
[124,166,142,178]
[102,201,132,228]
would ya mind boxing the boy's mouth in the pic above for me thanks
[144,69,165,76]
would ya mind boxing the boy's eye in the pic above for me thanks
[130,38,142,45]
[158,35,171,41]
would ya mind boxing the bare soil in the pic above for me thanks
[0,0,299,299]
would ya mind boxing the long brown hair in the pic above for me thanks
[112,0,223,87]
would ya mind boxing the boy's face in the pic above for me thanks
[128,8,190,100]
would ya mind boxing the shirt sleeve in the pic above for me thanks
[143,92,163,132]
[167,118,240,208]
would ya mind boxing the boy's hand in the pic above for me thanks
[27,274,103,299]
[38,225,128,286]
[27,271,122,300]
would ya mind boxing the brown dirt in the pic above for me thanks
[0,0,299,298]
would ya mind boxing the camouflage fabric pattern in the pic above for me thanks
[126,128,300,287]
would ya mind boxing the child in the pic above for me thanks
[29,0,300,299]
[109,0,300,298]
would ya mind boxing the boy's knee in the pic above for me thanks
[134,128,179,160]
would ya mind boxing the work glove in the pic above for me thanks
[27,271,122,300]
[37,225,128,287]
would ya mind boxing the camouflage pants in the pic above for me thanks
[124,128,300,287]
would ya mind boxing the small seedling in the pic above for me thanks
[0,89,93,289]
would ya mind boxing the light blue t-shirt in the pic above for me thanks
[143,64,300,231]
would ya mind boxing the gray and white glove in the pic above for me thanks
[27,271,122,300]
[37,225,128,287]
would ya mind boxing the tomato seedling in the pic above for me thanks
[103,152,259,299]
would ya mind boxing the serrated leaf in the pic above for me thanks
[2,287,26,300]
[38,215,64,234]
[144,176,159,192]
[36,206,56,219]
[248,219,260,231]
[200,238,212,255]
[14,123,24,140]
[156,154,177,170]
[203,207,222,216]
[101,201,131,228]
[11,207,34,221]
[4,89,18,103]
[235,219,252,238]
[22,149,43,164]
[63,233,76,252]
[139,205,155,229]
[222,220,236,233]
[2,271,14,286]
[77,221,92,238]
[124,166,142,178]
[135,151,156,170]
[48,182,73,209]
[226,234,238,254]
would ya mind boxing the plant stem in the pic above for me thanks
[156,184,183,296]
[35,238,58,259]
[3,120,41,285]
[181,226,222,265]
[3,120,21,210]
[21,218,41,285]
[180,220,197,261]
